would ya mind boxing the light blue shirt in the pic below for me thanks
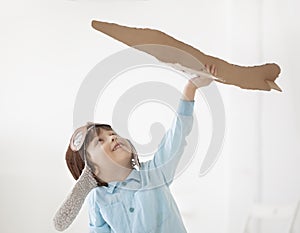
[88,99,194,233]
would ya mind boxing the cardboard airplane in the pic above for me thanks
[91,20,282,92]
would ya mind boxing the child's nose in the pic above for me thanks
[111,135,117,142]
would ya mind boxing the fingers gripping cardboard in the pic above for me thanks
[91,20,281,92]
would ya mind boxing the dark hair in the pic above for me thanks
[65,124,140,187]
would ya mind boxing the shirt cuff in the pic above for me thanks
[177,99,195,116]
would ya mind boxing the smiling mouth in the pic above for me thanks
[113,143,122,151]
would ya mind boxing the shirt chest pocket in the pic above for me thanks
[101,201,131,232]
[135,188,172,233]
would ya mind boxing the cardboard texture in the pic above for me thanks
[91,20,282,92]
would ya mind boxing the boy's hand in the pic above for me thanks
[204,64,217,77]
[182,64,217,101]
[189,64,217,89]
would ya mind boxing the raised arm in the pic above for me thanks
[141,65,217,186]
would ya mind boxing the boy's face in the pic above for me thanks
[86,128,133,170]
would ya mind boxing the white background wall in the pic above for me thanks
[1,0,299,233]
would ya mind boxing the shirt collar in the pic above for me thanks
[105,169,141,194]
[125,168,140,182]
[106,181,118,194]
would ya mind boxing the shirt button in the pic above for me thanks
[129,207,134,213]
[121,182,127,186]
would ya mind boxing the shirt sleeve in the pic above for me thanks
[88,189,111,233]
[142,99,194,186]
